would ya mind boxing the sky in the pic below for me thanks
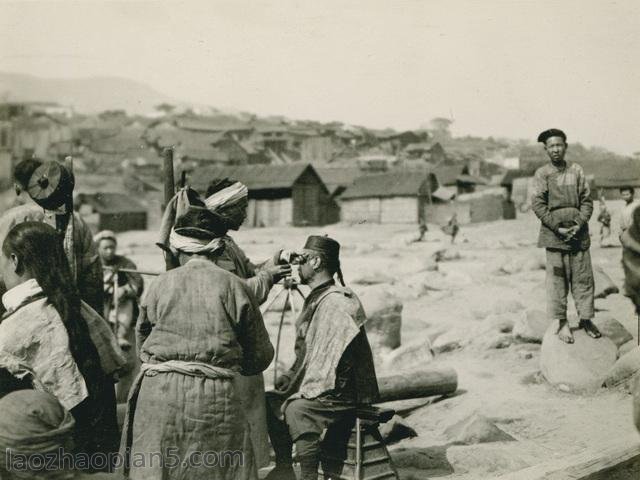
[1,0,639,154]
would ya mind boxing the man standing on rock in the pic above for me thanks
[532,128,601,344]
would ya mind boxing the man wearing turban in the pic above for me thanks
[204,178,292,467]
[120,206,274,480]
[531,129,600,343]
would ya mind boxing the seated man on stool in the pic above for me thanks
[265,235,379,480]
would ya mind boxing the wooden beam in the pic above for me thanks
[377,366,458,403]
[497,437,640,480]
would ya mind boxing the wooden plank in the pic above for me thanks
[497,436,640,480]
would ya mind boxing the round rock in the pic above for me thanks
[513,309,552,344]
[540,323,618,393]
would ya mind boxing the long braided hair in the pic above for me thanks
[2,222,103,378]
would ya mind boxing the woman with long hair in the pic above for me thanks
[0,221,119,470]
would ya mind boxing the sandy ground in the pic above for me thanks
[116,207,640,479]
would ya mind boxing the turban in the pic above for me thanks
[169,206,226,255]
[537,128,567,144]
[0,390,75,477]
[204,181,248,212]
[156,187,205,261]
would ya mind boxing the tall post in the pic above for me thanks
[162,147,177,271]
[163,147,175,209]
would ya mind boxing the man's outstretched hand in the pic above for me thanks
[267,264,292,282]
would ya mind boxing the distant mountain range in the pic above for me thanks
[0,71,177,114]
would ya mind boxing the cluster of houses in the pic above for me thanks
[1,101,638,233]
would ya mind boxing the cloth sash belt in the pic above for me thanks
[121,360,237,475]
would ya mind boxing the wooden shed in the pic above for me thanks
[340,170,438,224]
[189,163,335,227]
[75,192,148,233]
[424,189,506,225]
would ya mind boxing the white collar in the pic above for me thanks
[2,279,43,313]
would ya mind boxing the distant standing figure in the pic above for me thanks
[531,128,601,344]
[596,196,612,245]
[417,220,428,242]
[442,213,459,244]
[95,230,144,403]
[618,186,640,240]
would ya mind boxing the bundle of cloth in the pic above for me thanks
[0,390,76,480]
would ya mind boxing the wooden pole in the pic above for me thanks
[163,147,175,209]
[103,266,161,277]
[162,147,177,271]
[112,272,119,338]
[377,366,458,402]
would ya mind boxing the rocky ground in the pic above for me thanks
[118,206,640,479]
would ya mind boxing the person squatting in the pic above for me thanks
[0,159,379,480]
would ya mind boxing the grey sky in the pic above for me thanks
[1,0,638,154]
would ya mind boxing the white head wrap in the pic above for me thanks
[169,228,224,255]
[204,182,248,212]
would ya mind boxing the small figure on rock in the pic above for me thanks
[442,213,459,244]
[531,128,601,344]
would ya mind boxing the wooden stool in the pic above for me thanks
[319,406,400,480]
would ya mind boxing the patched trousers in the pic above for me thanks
[545,248,595,320]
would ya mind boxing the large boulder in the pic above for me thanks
[358,285,403,367]
[359,285,403,349]
[492,299,525,316]
[593,315,633,347]
[390,446,454,478]
[432,328,466,353]
[619,340,637,357]
[352,271,396,286]
[446,442,547,477]
[512,309,552,343]
[481,313,515,334]
[604,346,640,388]
[593,265,619,299]
[382,338,434,372]
[497,253,544,275]
[379,414,418,444]
[540,323,618,393]
[443,413,515,445]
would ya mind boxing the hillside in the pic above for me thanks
[0,71,175,115]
